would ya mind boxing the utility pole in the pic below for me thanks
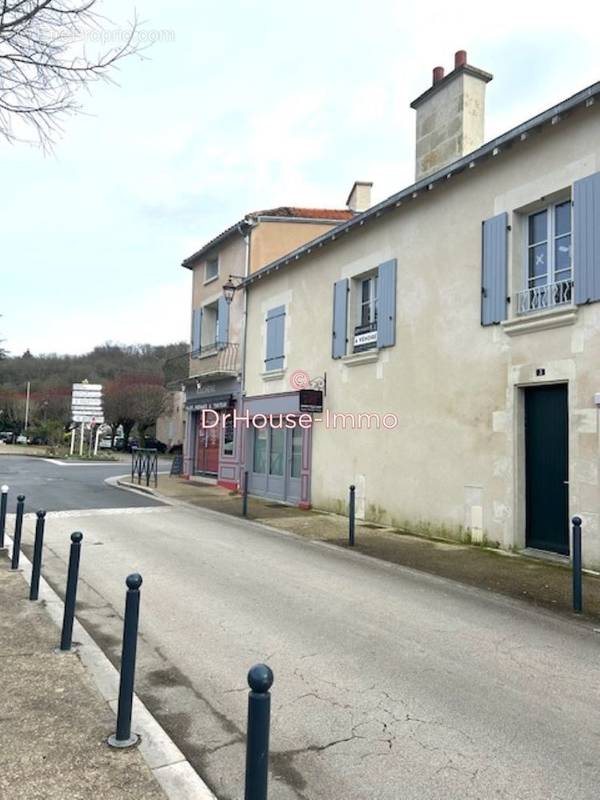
[24,381,31,431]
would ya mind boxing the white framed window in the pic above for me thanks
[352,272,378,352]
[359,275,378,326]
[205,257,219,283]
[201,300,219,348]
[518,200,572,314]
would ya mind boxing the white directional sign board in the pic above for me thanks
[71,383,104,424]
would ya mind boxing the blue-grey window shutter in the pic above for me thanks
[265,306,285,370]
[574,171,600,305]
[377,259,397,348]
[481,212,508,326]
[332,279,349,358]
[191,308,203,352]
[217,295,229,345]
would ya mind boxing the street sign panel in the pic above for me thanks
[73,414,105,424]
[72,382,103,425]
[72,383,102,392]
[72,391,103,400]
[72,397,103,407]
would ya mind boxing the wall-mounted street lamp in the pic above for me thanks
[222,275,244,305]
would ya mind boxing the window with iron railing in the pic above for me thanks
[516,200,573,314]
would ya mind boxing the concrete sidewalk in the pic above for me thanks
[0,553,167,800]
[121,474,600,621]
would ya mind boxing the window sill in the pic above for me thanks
[341,350,380,367]
[502,305,578,337]
[203,275,219,286]
[261,368,286,381]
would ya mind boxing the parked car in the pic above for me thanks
[126,437,166,453]
[16,434,28,445]
[143,438,167,453]
[0,432,15,444]
[29,435,48,446]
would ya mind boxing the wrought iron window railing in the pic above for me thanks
[515,279,573,315]
[189,341,239,374]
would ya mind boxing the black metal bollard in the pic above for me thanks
[242,470,249,517]
[349,485,356,547]
[11,494,25,570]
[572,516,583,613]
[60,532,83,651]
[244,663,274,800]
[29,510,46,601]
[0,484,8,549]
[108,573,143,748]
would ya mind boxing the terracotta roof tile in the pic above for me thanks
[182,207,352,268]
[253,207,353,220]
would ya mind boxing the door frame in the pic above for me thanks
[514,380,570,554]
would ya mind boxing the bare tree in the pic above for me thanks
[0,1,141,146]
[104,377,169,449]
[132,382,169,447]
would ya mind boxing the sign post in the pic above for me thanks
[71,383,104,457]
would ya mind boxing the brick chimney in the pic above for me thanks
[346,181,373,213]
[410,50,493,180]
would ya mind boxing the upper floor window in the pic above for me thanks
[331,259,396,359]
[518,200,572,314]
[360,275,378,326]
[265,306,286,371]
[205,257,219,283]
[354,273,378,352]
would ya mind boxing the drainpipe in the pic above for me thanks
[238,217,255,399]
[237,217,255,485]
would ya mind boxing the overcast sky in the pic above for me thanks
[1,0,598,357]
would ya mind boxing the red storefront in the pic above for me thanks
[189,396,235,478]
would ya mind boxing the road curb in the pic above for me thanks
[4,527,217,800]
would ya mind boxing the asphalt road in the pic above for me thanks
[7,456,600,800]
[0,455,165,512]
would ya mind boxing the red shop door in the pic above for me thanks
[195,417,220,474]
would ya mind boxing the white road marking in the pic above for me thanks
[18,506,173,520]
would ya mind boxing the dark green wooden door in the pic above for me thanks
[525,385,569,554]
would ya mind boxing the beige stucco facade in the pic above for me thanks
[156,390,185,450]
[183,209,351,483]
[249,220,344,273]
[243,102,600,566]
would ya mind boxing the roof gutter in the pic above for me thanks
[243,80,600,287]
[181,215,256,270]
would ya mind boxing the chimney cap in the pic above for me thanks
[410,59,493,110]
[433,66,445,85]
[455,49,467,68]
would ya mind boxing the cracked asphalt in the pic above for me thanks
[8,456,600,799]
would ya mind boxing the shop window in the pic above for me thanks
[253,428,267,473]
[290,427,302,478]
[269,427,284,476]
